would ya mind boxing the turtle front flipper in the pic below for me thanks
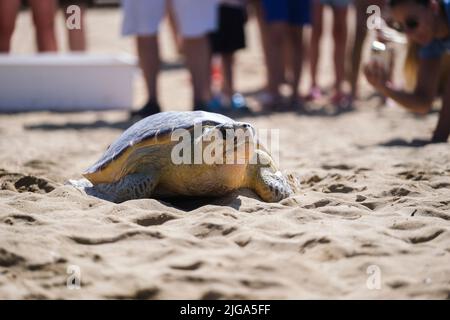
[247,150,300,202]
[70,172,159,203]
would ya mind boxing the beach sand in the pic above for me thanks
[0,8,449,299]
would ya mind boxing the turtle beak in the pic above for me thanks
[241,123,255,137]
[235,123,255,143]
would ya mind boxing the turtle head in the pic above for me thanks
[197,122,256,165]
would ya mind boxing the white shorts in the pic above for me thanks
[121,0,219,38]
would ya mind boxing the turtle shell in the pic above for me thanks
[83,111,236,184]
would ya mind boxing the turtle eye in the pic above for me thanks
[245,124,254,136]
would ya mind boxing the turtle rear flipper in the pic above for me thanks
[69,173,159,203]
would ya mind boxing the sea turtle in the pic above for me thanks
[70,111,300,203]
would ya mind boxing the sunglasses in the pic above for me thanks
[390,17,420,33]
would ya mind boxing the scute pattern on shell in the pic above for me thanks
[85,111,236,174]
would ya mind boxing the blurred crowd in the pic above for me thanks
[0,0,384,113]
[1,0,449,143]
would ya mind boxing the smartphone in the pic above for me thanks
[370,40,391,71]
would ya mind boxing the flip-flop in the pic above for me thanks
[305,86,323,101]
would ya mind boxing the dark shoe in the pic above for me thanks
[193,100,207,111]
[194,98,229,114]
[230,93,252,114]
[290,95,306,113]
[130,100,161,118]
[431,135,449,144]
[331,92,353,112]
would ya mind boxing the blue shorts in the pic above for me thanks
[262,0,311,26]
[320,0,352,8]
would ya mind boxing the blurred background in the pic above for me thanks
[3,0,391,113]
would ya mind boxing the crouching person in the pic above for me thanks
[364,0,450,143]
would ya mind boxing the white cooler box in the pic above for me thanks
[0,53,138,112]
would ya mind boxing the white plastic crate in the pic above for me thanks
[0,53,138,112]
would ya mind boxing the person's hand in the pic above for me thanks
[363,60,390,94]
[375,29,392,44]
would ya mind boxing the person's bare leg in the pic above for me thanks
[29,0,58,52]
[332,6,348,95]
[266,22,288,102]
[350,0,368,100]
[283,36,292,87]
[250,0,270,90]
[432,80,450,142]
[64,3,87,51]
[221,53,234,100]
[167,0,183,55]
[137,35,160,106]
[0,0,21,52]
[183,36,211,107]
[288,25,304,104]
[310,2,323,90]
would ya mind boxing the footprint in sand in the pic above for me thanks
[201,291,226,300]
[70,230,164,245]
[359,201,382,211]
[0,248,25,267]
[303,199,336,209]
[0,169,56,194]
[299,237,331,253]
[397,170,427,181]
[322,183,354,194]
[193,222,238,238]
[2,214,39,226]
[170,261,203,271]
[302,174,323,187]
[409,229,445,244]
[430,181,450,189]
[387,280,410,289]
[107,287,159,300]
[234,236,252,247]
[240,279,281,289]
[383,187,414,197]
[411,208,450,221]
[135,213,178,227]
[321,164,354,170]
[390,221,426,230]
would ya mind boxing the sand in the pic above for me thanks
[0,8,449,299]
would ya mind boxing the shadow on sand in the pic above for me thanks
[23,104,356,131]
[158,189,258,212]
[378,138,436,148]
[356,138,444,149]
[25,119,133,131]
